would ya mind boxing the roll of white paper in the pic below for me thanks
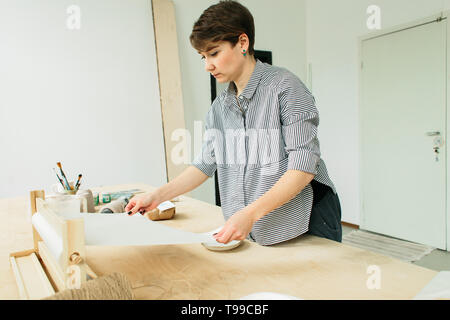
[31,212,64,263]
[55,212,216,246]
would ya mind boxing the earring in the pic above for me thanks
[242,49,247,57]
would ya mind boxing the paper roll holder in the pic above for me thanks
[9,190,98,299]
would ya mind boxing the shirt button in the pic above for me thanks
[239,96,244,100]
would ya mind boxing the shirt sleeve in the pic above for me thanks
[191,111,217,177]
[279,73,321,175]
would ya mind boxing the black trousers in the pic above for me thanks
[306,180,342,242]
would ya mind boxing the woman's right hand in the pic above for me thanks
[125,191,161,216]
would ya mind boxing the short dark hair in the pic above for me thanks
[190,0,255,55]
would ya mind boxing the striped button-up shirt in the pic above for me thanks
[192,59,336,245]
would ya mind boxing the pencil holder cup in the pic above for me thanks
[52,180,76,195]
[45,194,86,213]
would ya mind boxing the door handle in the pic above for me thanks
[426,131,441,136]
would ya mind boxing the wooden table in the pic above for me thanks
[0,183,438,300]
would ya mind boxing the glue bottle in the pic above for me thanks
[100,196,129,214]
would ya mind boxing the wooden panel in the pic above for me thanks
[66,218,87,285]
[446,12,450,252]
[38,241,66,292]
[9,255,27,299]
[34,201,88,290]
[152,0,188,182]
[30,190,45,252]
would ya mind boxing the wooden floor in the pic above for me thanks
[341,225,450,272]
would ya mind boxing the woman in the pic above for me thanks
[125,0,342,245]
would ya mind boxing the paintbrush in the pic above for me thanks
[74,174,82,190]
[52,168,67,190]
[57,162,72,190]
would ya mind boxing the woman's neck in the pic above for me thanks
[234,56,257,97]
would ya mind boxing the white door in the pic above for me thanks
[360,18,447,249]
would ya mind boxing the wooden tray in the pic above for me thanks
[10,249,55,300]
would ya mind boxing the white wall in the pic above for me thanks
[306,0,450,224]
[5,0,444,227]
[0,0,167,198]
[172,0,307,205]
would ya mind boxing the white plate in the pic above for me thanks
[239,292,302,300]
[201,227,242,251]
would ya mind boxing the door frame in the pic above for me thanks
[357,11,449,251]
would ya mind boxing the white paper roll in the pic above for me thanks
[56,212,216,246]
[31,212,64,263]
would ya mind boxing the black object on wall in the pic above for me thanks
[210,50,273,206]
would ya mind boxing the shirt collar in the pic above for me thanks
[226,59,265,101]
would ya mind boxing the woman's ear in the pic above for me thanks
[239,33,249,51]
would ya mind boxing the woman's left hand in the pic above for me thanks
[213,209,256,244]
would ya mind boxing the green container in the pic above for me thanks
[93,192,99,206]
[102,193,111,204]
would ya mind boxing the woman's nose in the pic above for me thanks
[204,59,214,72]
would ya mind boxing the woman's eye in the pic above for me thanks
[200,51,218,60]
